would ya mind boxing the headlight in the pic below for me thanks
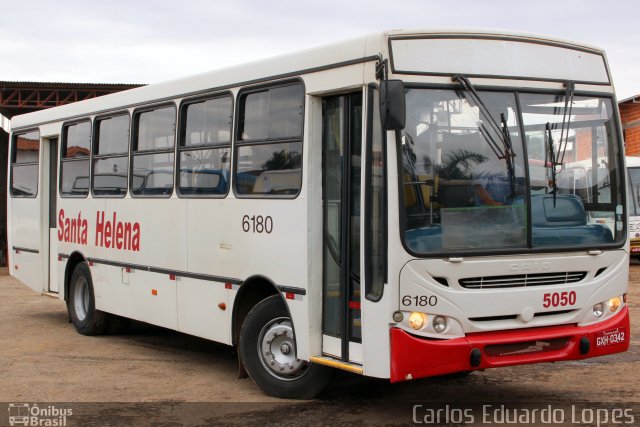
[408,312,426,330]
[433,316,447,333]
[392,311,404,323]
[593,303,604,318]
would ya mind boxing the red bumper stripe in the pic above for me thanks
[390,306,630,382]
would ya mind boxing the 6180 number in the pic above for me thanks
[242,215,273,234]
[402,295,438,307]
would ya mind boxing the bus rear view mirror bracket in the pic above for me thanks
[380,79,406,131]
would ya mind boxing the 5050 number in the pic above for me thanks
[543,291,576,308]
[242,215,273,234]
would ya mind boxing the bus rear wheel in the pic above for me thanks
[68,262,110,335]
[239,295,331,399]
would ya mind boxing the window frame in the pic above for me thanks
[60,119,92,198]
[10,129,40,198]
[129,102,177,198]
[364,84,387,302]
[91,111,131,198]
[176,91,234,198]
[233,78,305,199]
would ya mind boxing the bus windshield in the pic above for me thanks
[401,88,624,254]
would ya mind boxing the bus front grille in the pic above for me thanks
[459,272,587,289]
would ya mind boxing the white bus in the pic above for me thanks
[626,156,640,257]
[8,29,630,398]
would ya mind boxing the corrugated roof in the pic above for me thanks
[0,81,144,89]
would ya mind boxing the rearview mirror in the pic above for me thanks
[380,80,406,130]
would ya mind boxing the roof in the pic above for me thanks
[619,94,640,104]
[1,81,144,119]
[0,81,143,89]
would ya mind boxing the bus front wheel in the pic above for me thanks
[239,295,331,399]
[68,262,110,335]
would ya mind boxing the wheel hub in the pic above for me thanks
[73,277,89,321]
[258,318,308,380]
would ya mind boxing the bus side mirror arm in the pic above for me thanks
[377,57,405,130]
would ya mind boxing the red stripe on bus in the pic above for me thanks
[390,306,630,383]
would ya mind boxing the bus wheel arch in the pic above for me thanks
[232,275,284,346]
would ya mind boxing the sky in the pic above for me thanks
[0,0,638,99]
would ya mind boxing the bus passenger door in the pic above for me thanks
[321,92,363,364]
[47,138,59,293]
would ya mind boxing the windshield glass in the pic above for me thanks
[401,88,624,255]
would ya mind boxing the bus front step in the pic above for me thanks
[309,356,363,375]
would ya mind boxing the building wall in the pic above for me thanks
[620,101,640,156]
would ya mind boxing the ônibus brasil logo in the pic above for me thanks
[8,403,72,426]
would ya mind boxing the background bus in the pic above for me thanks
[8,29,629,398]
[627,156,640,258]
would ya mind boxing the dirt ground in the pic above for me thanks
[1,264,638,426]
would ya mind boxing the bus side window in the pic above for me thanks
[10,130,40,198]
[60,121,91,197]
[177,94,232,197]
[234,82,303,197]
[93,113,130,197]
[131,105,176,197]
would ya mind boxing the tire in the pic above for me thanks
[67,262,110,335]
[239,295,332,399]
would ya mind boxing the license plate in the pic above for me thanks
[595,328,626,347]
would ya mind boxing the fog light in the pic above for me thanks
[593,303,604,318]
[408,312,426,330]
[607,296,621,313]
[433,316,447,333]
[392,311,404,323]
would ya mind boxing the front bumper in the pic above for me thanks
[390,306,629,382]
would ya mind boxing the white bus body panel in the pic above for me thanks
[10,199,43,292]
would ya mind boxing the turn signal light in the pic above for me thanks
[607,296,621,313]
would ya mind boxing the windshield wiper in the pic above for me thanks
[545,122,558,206]
[501,112,516,200]
[556,81,575,166]
[545,81,575,207]
[454,75,517,200]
